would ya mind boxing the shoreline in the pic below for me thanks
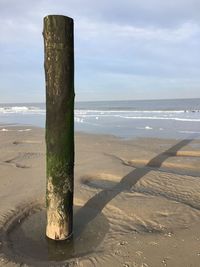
[0,126,200,266]
[1,123,200,142]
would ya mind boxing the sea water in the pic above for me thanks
[0,98,200,139]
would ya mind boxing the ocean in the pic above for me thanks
[0,98,200,139]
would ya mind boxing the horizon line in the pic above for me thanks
[0,97,200,105]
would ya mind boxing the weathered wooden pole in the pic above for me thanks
[43,15,74,240]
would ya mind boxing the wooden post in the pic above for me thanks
[43,15,74,240]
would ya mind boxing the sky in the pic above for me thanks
[0,0,200,103]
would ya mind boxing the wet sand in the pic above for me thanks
[0,126,200,266]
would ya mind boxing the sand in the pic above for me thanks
[0,126,200,266]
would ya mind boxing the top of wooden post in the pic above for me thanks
[44,14,73,21]
[43,15,74,47]
[43,14,73,32]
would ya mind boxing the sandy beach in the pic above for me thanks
[0,126,200,266]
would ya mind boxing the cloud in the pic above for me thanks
[1,0,199,45]
[77,19,199,42]
[84,0,200,27]
[0,0,200,101]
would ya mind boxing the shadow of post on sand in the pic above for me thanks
[75,138,194,236]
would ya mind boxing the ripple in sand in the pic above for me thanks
[81,173,120,190]
[0,202,109,266]
[80,172,200,235]
[83,178,117,190]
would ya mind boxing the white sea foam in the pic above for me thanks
[75,110,189,116]
[145,126,153,130]
[18,129,32,132]
[0,106,45,114]
[118,116,200,122]
[0,128,32,132]
[0,106,199,118]
[75,113,200,122]
[73,108,200,123]
[179,130,200,134]
[75,117,84,123]
[75,109,191,113]
[0,106,199,124]
[136,126,153,130]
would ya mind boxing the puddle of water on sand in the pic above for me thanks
[1,205,109,265]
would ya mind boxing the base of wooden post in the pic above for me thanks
[46,227,73,241]
[46,209,73,240]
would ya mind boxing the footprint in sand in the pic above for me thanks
[13,140,42,145]
[2,152,43,168]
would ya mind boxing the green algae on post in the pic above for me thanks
[43,15,75,240]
